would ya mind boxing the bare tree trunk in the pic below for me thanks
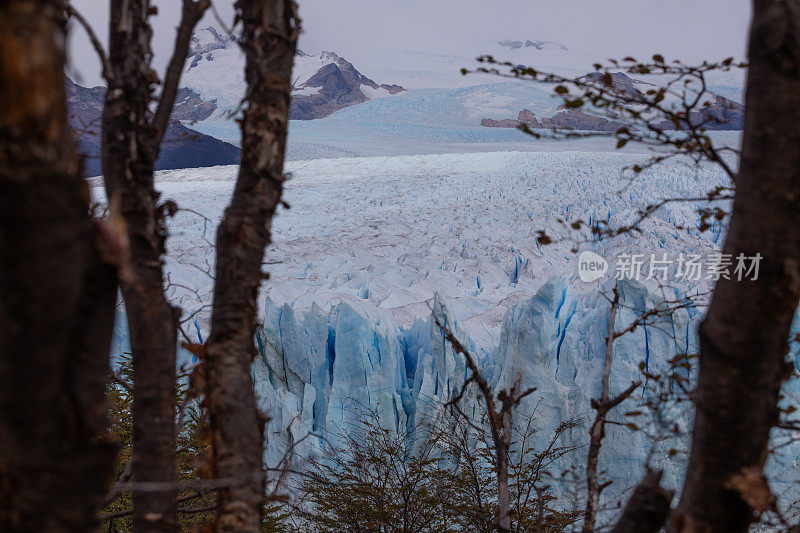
[582,287,620,533]
[435,314,535,533]
[103,3,177,529]
[204,1,299,531]
[583,286,641,533]
[676,1,800,530]
[0,1,118,530]
[495,397,513,532]
[101,1,208,531]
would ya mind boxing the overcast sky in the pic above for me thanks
[68,0,752,87]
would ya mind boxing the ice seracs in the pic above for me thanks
[255,276,698,503]
[101,148,800,512]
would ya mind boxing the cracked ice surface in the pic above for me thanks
[103,149,727,346]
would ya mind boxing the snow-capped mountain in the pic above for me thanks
[497,39,569,51]
[290,50,404,119]
[188,25,234,57]
[179,26,405,121]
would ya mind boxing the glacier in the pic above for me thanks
[98,147,800,514]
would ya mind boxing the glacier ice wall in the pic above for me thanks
[254,276,704,500]
[106,274,800,507]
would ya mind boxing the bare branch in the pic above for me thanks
[152,0,210,146]
[584,283,644,533]
[110,369,133,393]
[65,3,112,82]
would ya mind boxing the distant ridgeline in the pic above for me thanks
[65,77,240,177]
[481,72,745,132]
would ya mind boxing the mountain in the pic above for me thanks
[481,107,631,132]
[66,78,240,176]
[179,26,405,121]
[497,39,569,51]
[290,51,405,119]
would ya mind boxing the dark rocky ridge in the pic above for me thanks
[581,71,645,100]
[652,95,744,131]
[66,78,240,176]
[481,107,630,132]
[481,71,744,132]
[171,87,217,122]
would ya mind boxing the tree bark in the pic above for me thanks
[204,1,299,531]
[676,1,800,530]
[0,1,118,530]
[582,287,620,533]
[495,407,512,532]
[103,3,177,530]
[101,1,207,531]
[611,470,672,533]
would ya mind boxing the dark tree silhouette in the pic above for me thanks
[0,1,120,530]
[99,0,209,530]
[203,1,300,531]
[676,1,800,530]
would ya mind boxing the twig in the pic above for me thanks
[65,3,112,82]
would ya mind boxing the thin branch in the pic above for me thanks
[65,3,112,82]
[583,283,644,533]
[110,370,133,393]
[104,457,134,506]
[152,0,210,146]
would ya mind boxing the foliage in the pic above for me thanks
[440,412,582,533]
[102,355,217,531]
[295,410,451,532]
[293,405,581,532]
[101,356,290,532]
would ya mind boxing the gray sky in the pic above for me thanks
[68,0,752,87]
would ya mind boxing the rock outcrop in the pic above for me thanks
[480,69,743,133]
[171,87,217,122]
[480,117,523,128]
[653,95,744,131]
[481,107,630,132]
[497,39,568,51]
